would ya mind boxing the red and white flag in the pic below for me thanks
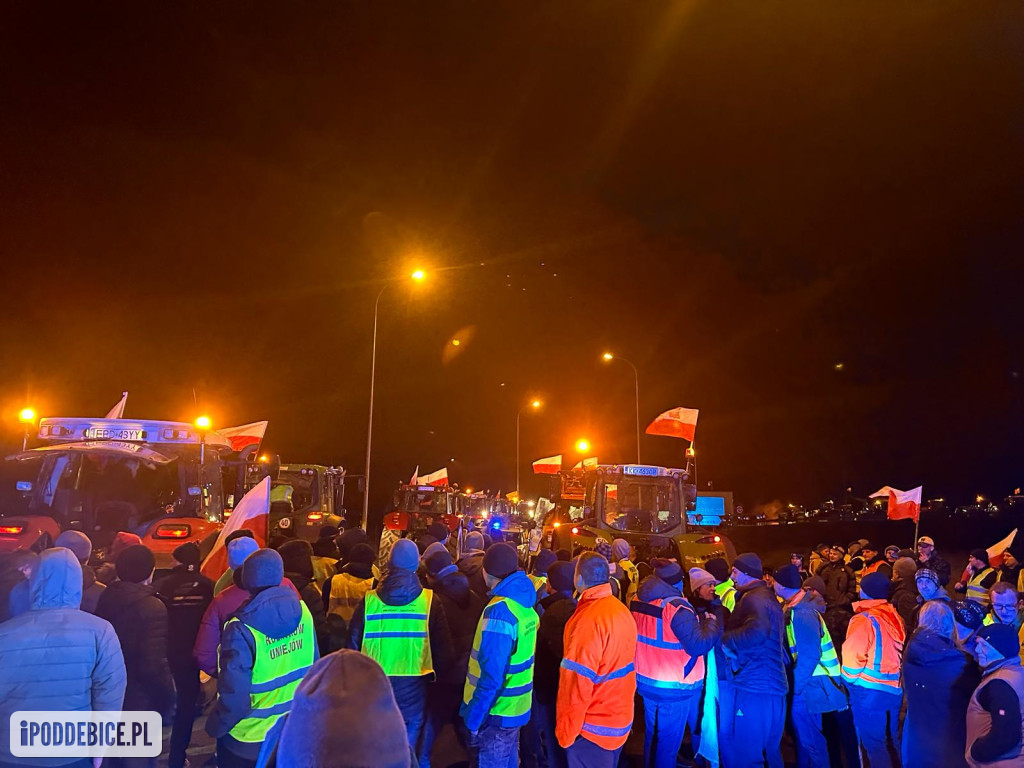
[419,467,449,487]
[646,407,699,441]
[532,455,562,474]
[887,486,922,522]
[869,486,901,499]
[200,476,271,581]
[572,457,598,470]
[105,392,128,419]
[409,466,420,485]
[986,530,1018,569]
[217,421,269,453]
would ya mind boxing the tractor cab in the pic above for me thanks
[267,464,346,540]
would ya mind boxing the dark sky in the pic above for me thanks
[1,2,1021,513]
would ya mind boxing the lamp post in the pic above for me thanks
[18,408,36,451]
[602,352,641,463]
[363,270,426,532]
[516,399,542,499]
[575,438,591,454]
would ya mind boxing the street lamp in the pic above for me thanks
[516,399,542,498]
[576,438,590,454]
[601,352,641,463]
[194,415,212,465]
[363,269,427,531]
[18,407,36,451]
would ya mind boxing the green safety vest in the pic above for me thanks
[715,580,737,612]
[463,596,539,719]
[362,589,434,677]
[786,610,840,678]
[967,568,996,604]
[223,602,316,744]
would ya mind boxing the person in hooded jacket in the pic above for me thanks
[213,529,257,596]
[901,600,979,768]
[321,542,377,652]
[0,547,127,768]
[94,544,176,767]
[349,538,454,754]
[336,526,369,565]
[154,542,215,768]
[207,548,318,768]
[255,651,413,768]
[194,537,260,676]
[531,561,577,768]
[278,539,330,656]
[94,530,143,585]
[459,530,488,597]
[889,556,920,633]
[819,544,857,646]
[54,530,105,613]
[418,546,485,767]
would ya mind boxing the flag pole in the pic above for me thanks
[913,513,920,550]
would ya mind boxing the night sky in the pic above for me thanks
[1,2,1021,514]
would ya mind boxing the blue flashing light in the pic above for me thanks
[492,520,501,530]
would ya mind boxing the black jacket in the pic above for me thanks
[427,569,485,686]
[154,564,214,671]
[534,590,577,704]
[95,580,176,717]
[890,578,919,634]
[818,560,857,608]
[457,552,488,598]
[918,553,953,587]
[285,570,330,657]
[722,579,788,696]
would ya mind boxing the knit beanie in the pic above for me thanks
[548,561,575,594]
[773,564,803,590]
[54,530,92,564]
[108,531,142,560]
[977,623,1021,660]
[1008,541,1024,563]
[463,531,485,553]
[336,527,368,563]
[277,651,411,768]
[532,549,557,577]
[594,539,613,560]
[415,535,438,555]
[952,598,986,630]
[482,534,494,550]
[421,541,448,564]
[555,548,571,562]
[611,538,631,561]
[115,545,155,583]
[312,537,339,559]
[349,543,377,566]
[172,542,201,570]
[651,557,683,586]
[482,543,519,580]
[861,571,891,600]
[389,539,419,572]
[228,536,259,570]
[425,549,457,579]
[732,552,762,579]
[970,548,990,565]
[803,575,826,595]
[688,567,716,594]
[279,539,315,579]
[893,557,918,581]
[915,568,941,588]
[705,557,730,582]
[427,522,449,542]
[242,549,285,591]
[318,525,340,541]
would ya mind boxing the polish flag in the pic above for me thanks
[419,467,449,487]
[409,466,420,485]
[573,457,598,470]
[887,486,922,522]
[200,476,270,581]
[533,455,562,474]
[646,407,699,441]
[105,392,128,419]
[869,486,901,499]
[986,529,1018,570]
[217,421,269,453]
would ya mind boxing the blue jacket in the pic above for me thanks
[460,570,538,731]
[206,583,319,761]
[722,579,789,696]
[0,548,127,767]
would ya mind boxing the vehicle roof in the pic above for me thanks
[37,418,231,448]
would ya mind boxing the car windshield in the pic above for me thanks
[602,477,680,534]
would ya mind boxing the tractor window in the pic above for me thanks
[603,478,680,534]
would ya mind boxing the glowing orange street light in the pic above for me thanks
[18,407,37,451]
[194,415,212,431]
[600,352,641,463]
[576,439,590,454]
[411,269,426,281]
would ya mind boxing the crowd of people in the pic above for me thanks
[2,526,1024,768]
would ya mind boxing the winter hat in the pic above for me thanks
[732,553,762,579]
[421,541,448,563]
[548,561,575,594]
[970,548,990,565]
[705,557,730,582]
[349,543,377,566]
[336,528,368,563]
[318,525,340,541]
[228,536,259,570]
[172,542,201,569]
[108,531,142,560]
[415,535,438,554]
[425,548,457,579]
[276,650,411,768]
[1008,541,1024,562]
[427,522,449,542]
[54,530,92,564]
[952,598,986,630]
[242,548,285,591]
[651,558,683,586]
[860,542,877,554]
[688,567,716,594]
[915,568,941,588]
[533,549,557,576]
[885,545,900,559]
[482,534,494,550]
[483,543,519,580]
[389,539,420,572]
[612,538,631,561]
[594,539,613,560]
[803,576,827,596]
[312,537,339,559]
[831,543,846,555]
[279,539,315,579]
[225,529,256,545]
[773,564,803,590]
[555,548,571,562]
[115,544,155,583]
[463,531,485,553]
[976,623,1021,660]
[894,557,918,581]
[861,571,891,600]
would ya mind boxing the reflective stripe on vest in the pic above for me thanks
[620,560,640,604]
[841,615,901,691]
[631,596,705,691]
[224,601,316,743]
[528,573,547,592]
[967,568,995,605]
[786,610,840,678]
[328,573,374,623]
[463,595,539,720]
[362,588,433,677]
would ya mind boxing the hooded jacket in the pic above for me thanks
[284,570,330,657]
[783,589,848,714]
[207,583,320,760]
[427,569,484,687]
[841,599,906,694]
[95,578,176,717]
[457,550,487,598]
[722,579,789,695]
[535,589,577,704]
[0,548,127,767]
[460,569,540,732]
[902,627,979,768]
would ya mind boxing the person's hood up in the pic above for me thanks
[905,627,966,667]
[433,569,472,609]
[235,583,303,638]
[30,547,83,610]
[637,575,683,604]
[490,570,537,609]
[376,568,424,606]
[458,551,484,576]
[853,599,906,639]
